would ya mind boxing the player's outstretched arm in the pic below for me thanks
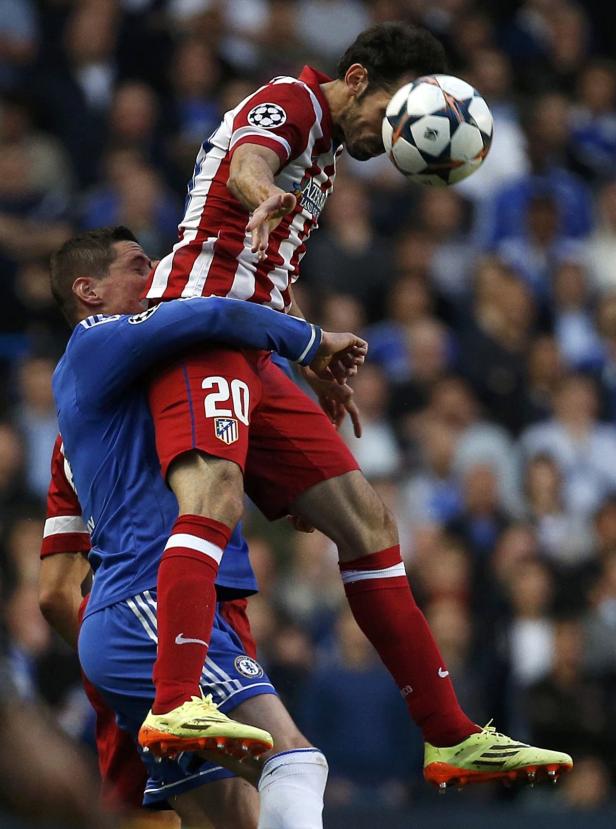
[228,144,296,260]
[71,297,328,406]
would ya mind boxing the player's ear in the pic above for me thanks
[344,63,369,98]
[72,276,104,310]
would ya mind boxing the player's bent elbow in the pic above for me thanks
[38,583,69,623]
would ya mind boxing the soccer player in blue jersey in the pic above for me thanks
[48,225,366,828]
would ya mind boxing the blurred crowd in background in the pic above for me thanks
[2,0,616,822]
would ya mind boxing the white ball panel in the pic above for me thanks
[386,82,414,118]
[391,136,427,174]
[434,74,475,100]
[406,83,446,116]
[410,115,451,157]
[448,157,482,184]
[450,122,484,161]
[468,95,493,135]
[382,118,393,154]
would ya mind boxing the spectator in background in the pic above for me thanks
[300,607,416,806]
[0,92,72,197]
[526,618,614,772]
[80,151,179,257]
[402,414,462,526]
[418,187,475,301]
[13,354,57,499]
[0,141,71,265]
[478,92,592,249]
[524,453,592,570]
[0,0,38,92]
[522,334,565,426]
[296,0,370,65]
[506,559,556,688]
[461,47,529,203]
[551,254,603,371]
[342,363,402,480]
[427,376,520,514]
[0,422,27,579]
[106,81,166,173]
[519,374,616,518]
[569,59,616,181]
[459,262,535,434]
[302,174,392,311]
[167,37,225,183]
[497,191,579,301]
[388,317,452,433]
[425,597,487,725]
[37,1,120,186]
[584,552,616,675]
[366,273,434,383]
[446,462,509,564]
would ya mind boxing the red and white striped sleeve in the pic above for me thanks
[229,80,318,165]
[40,435,91,559]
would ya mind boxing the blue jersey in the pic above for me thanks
[53,296,321,617]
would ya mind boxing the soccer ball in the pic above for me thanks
[382,75,493,186]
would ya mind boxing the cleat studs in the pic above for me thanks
[216,739,225,751]
[438,782,447,795]
[142,747,150,754]
[240,742,249,753]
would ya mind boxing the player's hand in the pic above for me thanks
[310,331,368,383]
[302,367,362,438]
[246,192,296,260]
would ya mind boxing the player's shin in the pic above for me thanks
[152,514,230,714]
[257,749,328,829]
[339,546,480,748]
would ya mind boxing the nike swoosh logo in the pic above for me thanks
[438,668,450,678]
[175,633,207,646]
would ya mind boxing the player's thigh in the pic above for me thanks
[148,346,261,487]
[167,451,244,523]
[290,469,398,560]
[171,776,258,829]
[244,359,358,521]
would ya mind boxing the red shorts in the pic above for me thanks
[219,597,257,659]
[148,348,358,519]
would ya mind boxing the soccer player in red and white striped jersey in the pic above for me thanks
[80,22,569,790]
[145,65,339,311]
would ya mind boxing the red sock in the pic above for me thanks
[152,514,231,714]
[340,546,479,747]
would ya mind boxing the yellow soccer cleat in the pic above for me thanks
[424,723,573,792]
[138,693,273,760]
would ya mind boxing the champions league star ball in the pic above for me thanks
[382,75,493,186]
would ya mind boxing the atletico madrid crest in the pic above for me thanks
[215,417,239,445]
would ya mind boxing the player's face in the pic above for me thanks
[341,86,397,161]
[99,241,152,314]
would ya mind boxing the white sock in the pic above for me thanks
[257,748,328,829]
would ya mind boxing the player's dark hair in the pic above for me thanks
[337,22,447,92]
[50,226,139,325]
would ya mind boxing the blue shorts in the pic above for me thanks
[79,589,276,807]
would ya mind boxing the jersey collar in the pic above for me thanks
[298,65,334,141]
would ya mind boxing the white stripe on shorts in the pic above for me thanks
[127,597,158,643]
[164,533,223,564]
[340,561,407,585]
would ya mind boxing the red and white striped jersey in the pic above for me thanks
[40,434,90,559]
[144,66,343,312]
